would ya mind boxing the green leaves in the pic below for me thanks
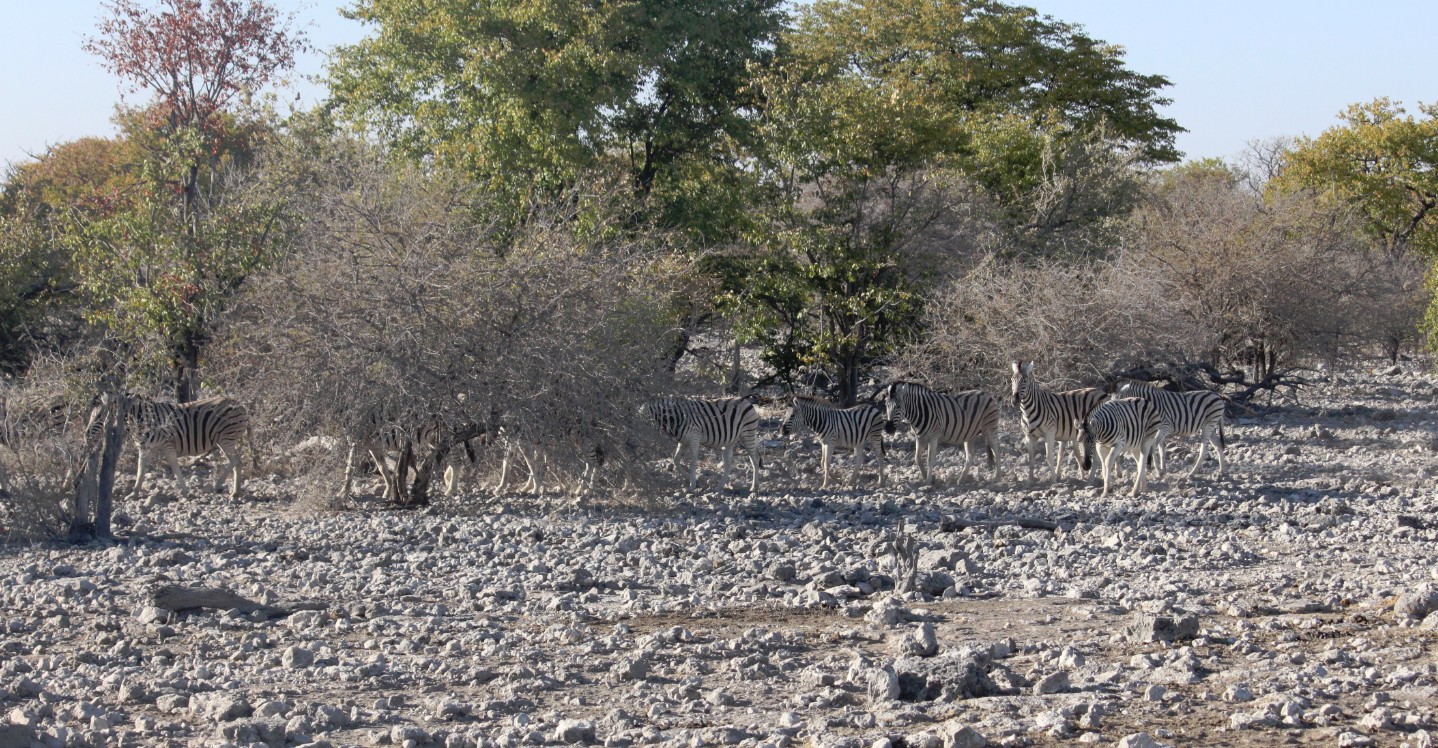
[1277,98,1438,257]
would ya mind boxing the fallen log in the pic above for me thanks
[148,584,327,620]
[940,516,1060,532]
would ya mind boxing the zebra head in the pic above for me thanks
[779,400,798,437]
[1075,417,1094,472]
[874,381,900,424]
[1010,361,1036,407]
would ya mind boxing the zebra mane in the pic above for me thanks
[793,394,839,408]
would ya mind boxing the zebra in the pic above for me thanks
[780,395,892,489]
[1115,379,1226,479]
[1077,396,1163,497]
[125,395,254,498]
[342,419,477,500]
[641,396,762,494]
[1010,361,1105,485]
[493,439,607,498]
[875,381,1001,486]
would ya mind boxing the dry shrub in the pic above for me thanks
[0,359,93,539]
[213,142,696,502]
[899,254,1202,393]
[900,167,1431,392]
[1130,170,1430,374]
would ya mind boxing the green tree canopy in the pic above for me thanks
[328,0,785,225]
[1276,98,1438,257]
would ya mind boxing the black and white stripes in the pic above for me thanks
[642,396,763,493]
[1078,397,1163,496]
[876,381,1001,485]
[1115,380,1226,478]
[127,395,251,498]
[781,395,890,489]
[1010,361,1105,484]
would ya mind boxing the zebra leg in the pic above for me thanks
[872,435,885,488]
[341,442,359,497]
[819,443,832,490]
[718,445,735,490]
[217,442,242,497]
[1044,434,1060,482]
[689,438,703,490]
[1022,432,1037,485]
[163,448,189,498]
[851,444,864,489]
[1133,442,1151,496]
[954,442,974,486]
[529,455,546,497]
[131,448,151,498]
[494,448,512,497]
[745,446,758,495]
[671,441,686,473]
[1097,443,1115,497]
[1213,424,1227,477]
[369,447,396,501]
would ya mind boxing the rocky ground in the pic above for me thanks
[3,363,1438,748]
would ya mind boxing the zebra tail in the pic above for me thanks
[986,440,995,467]
[1219,421,1226,449]
[1078,429,1093,472]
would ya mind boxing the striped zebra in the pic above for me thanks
[493,440,607,498]
[1010,361,1105,484]
[1078,397,1163,497]
[780,395,892,489]
[342,419,476,500]
[875,381,1001,486]
[642,396,762,494]
[1115,380,1226,479]
[126,395,254,498]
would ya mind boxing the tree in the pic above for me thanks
[1276,99,1438,257]
[329,0,784,232]
[81,0,306,401]
[85,0,305,224]
[725,0,1175,403]
[1274,99,1438,352]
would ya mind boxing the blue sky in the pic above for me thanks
[2,1,1434,169]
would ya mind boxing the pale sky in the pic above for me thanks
[2,1,1435,170]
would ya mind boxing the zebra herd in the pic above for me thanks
[88,361,1226,500]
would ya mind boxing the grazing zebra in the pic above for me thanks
[780,395,892,489]
[875,381,1001,486]
[342,419,476,500]
[126,395,254,498]
[1078,397,1163,497]
[1115,380,1226,479]
[641,396,762,494]
[1010,361,1105,485]
[493,439,606,498]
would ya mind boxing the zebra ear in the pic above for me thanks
[1011,362,1020,373]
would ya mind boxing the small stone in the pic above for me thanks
[868,668,899,703]
[554,719,596,744]
[1127,614,1199,644]
[940,723,988,748]
[1395,585,1438,621]
[1143,684,1165,702]
[1033,670,1070,696]
[1337,731,1376,748]
[1116,734,1166,748]
[155,694,188,713]
[282,646,315,668]
[906,622,938,657]
[1222,684,1254,703]
[135,606,169,625]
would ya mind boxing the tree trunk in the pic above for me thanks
[70,391,126,543]
[173,335,201,404]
